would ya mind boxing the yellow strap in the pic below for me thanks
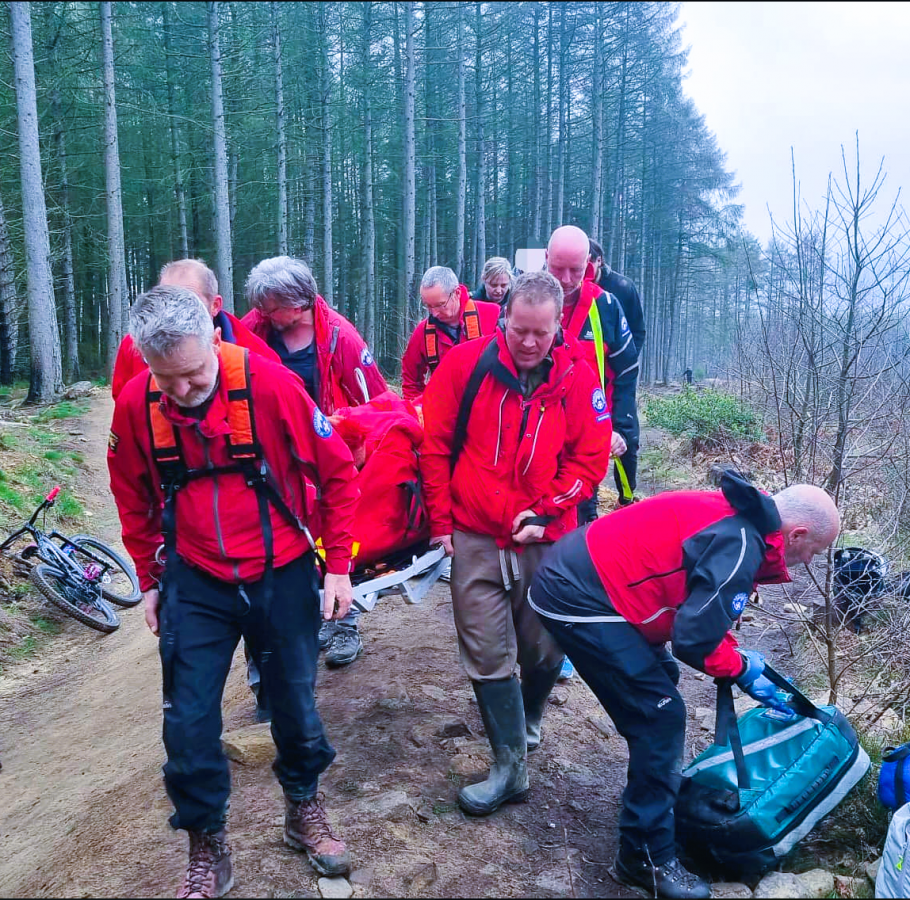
[588,301,606,390]
[614,457,633,502]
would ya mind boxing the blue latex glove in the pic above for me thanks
[736,650,795,718]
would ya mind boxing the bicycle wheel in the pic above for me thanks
[30,563,120,634]
[66,535,141,608]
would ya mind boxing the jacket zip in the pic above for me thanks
[626,566,685,589]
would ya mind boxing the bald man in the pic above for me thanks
[546,225,638,521]
[528,471,840,899]
[111,258,278,400]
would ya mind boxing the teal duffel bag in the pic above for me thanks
[675,665,871,881]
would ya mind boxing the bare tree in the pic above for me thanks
[10,0,63,401]
[208,1,234,312]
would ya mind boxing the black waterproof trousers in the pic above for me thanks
[529,538,684,865]
[159,553,335,832]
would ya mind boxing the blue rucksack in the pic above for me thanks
[879,743,910,810]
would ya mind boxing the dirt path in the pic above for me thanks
[0,392,790,898]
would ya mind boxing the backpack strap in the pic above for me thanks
[450,339,501,475]
[463,298,482,341]
[424,323,440,372]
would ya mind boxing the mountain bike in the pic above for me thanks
[0,486,140,634]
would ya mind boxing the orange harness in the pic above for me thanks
[147,342,260,473]
[424,299,482,372]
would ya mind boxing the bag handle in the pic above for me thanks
[714,663,832,791]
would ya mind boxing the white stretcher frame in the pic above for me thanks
[351,544,448,612]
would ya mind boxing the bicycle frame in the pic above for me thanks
[0,486,113,593]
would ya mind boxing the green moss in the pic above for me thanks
[34,400,90,422]
[43,450,65,461]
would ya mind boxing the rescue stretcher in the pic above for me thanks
[349,541,448,612]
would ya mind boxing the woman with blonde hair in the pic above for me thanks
[472,256,513,309]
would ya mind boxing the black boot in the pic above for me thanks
[612,853,710,900]
[522,663,562,752]
[457,677,529,816]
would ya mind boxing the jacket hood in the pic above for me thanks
[720,470,781,535]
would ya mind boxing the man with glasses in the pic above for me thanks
[420,271,611,817]
[242,256,387,670]
[401,265,500,402]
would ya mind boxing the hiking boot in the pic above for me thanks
[318,619,338,651]
[611,854,710,900]
[457,677,529,816]
[522,662,562,753]
[284,793,352,876]
[176,829,233,899]
[325,624,363,668]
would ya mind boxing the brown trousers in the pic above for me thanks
[451,530,564,682]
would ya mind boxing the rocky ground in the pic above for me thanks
[0,389,884,898]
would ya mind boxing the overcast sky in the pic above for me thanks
[678,2,910,246]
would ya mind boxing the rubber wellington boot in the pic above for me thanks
[522,662,563,753]
[458,676,529,816]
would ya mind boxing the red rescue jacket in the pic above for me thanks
[420,329,612,546]
[242,296,388,414]
[401,285,501,401]
[108,343,359,591]
[584,473,791,677]
[110,309,279,401]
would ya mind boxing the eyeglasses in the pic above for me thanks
[424,290,458,313]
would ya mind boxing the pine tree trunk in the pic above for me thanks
[0,190,19,384]
[46,8,79,382]
[317,2,333,305]
[360,2,375,347]
[555,4,567,228]
[10,1,63,401]
[590,4,604,239]
[52,87,78,381]
[402,0,416,335]
[542,5,554,238]
[208,1,234,312]
[530,5,541,242]
[100,1,127,374]
[162,2,188,259]
[474,4,485,280]
[455,4,466,280]
[271,1,288,255]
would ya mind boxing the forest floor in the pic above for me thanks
[0,386,871,898]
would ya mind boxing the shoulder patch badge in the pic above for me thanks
[108,430,120,454]
[360,347,374,367]
[591,388,607,413]
[313,408,333,439]
[620,315,630,336]
[731,592,749,616]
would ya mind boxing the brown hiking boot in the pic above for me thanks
[176,829,233,899]
[284,793,351,876]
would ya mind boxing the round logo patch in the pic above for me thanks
[360,347,374,367]
[313,408,333,439]
[620,315,630,335]
[731,592,749,616]
[591,388,607,413]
